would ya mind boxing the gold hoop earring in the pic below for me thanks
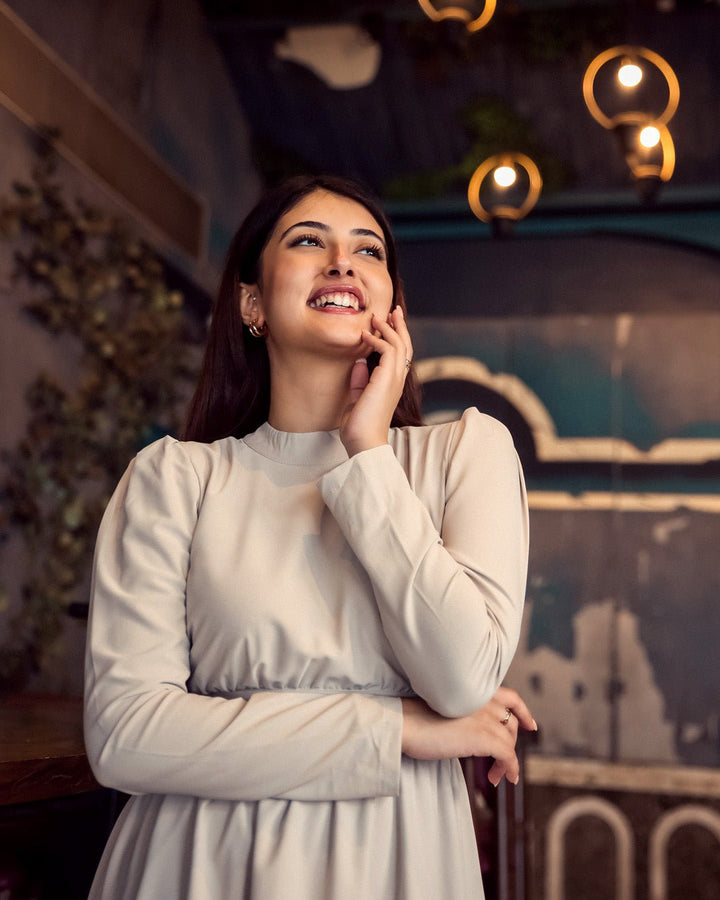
[248,319,267,338]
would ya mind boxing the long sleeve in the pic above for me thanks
[319,408,529,718]
[84,437,402,802]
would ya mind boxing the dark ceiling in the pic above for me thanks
[197,1,720,208]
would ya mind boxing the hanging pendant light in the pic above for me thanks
[417,0,496,33]
[583,45,679,202]
[614,117,676,203]
[467,153,543,237]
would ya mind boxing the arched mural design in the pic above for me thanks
[648,805,720,900]
[415,355,720,514]
[416,355,720,466]
[545,796,635,900]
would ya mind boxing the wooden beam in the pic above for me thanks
[0,2,206,260]
[526,754,720,798]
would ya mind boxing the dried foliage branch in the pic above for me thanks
[0,133,199,691]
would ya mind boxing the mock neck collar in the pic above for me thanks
[242,420,349,468]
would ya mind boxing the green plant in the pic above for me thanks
[384,95,574,201]
[0,134,199,691]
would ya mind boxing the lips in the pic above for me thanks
[308,286,365,312]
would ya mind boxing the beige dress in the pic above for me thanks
[84,407,528,899]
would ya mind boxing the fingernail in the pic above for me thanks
[354,358,367,365]
[512,775,520,785]
[532,719,539,731]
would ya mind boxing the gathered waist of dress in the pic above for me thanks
[204,685,420,701]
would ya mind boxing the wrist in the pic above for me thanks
[400,698,428,756]
[342,437,388,458]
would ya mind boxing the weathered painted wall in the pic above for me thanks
[412,307,720,768]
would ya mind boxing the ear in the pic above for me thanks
[239,283,263,326]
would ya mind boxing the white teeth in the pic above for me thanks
[309,292,360,311]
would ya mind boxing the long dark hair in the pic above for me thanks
[184,175,423,442]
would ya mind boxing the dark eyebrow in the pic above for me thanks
[280,220,387,250]
[353,227,387,248]
[279,220,328,240]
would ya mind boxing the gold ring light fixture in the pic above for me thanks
[583,46,679,202]
[467,153,543,237]
[417,0,497,33]
[615,116,676,203]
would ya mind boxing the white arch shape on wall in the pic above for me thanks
[545,796,635,900]
[415,355,720,465]
[648,805,720,900]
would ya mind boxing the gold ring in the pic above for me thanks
[405,358,412,370]
[501,707,512,725]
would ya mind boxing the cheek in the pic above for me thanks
[376,271,394,313]
[258,265,306,319]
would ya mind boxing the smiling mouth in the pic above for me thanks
[308,291,363,312]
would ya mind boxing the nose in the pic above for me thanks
[325,245,354,277]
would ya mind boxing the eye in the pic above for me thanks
[289,233,324,248]
[357,243,386,261]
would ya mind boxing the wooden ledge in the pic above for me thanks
[0,695,98,806]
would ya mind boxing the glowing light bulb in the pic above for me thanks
[618,62,643,88]
[639,125,661,148]
[493,166,516,188]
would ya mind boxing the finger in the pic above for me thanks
[347,358,369,403]
[390,307,414,360]
[504,713,519,740]
[488,754,519,787]
[492,700,519,736]
[494,687,538,732]
[359,328,387,352]
[371,313,405,351]
[361,327,407,373]
[487,759,504,788]
[368,317,412,379]
[391,310,414,375]
[486,696,514,726]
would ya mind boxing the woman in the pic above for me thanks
[84,174,534,899]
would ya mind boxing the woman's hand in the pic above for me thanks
[401,687,537,786]
[339,307,413,457]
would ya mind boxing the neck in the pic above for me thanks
[266,353,355,433]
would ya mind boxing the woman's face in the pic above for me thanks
[246,189,394,361]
